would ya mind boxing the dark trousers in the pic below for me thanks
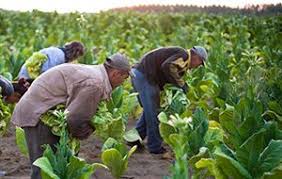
[23,121,59,179]
[131,68,162,153]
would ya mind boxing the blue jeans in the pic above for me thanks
[131,68,162,152]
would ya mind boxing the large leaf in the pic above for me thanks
[33,157,60,179]
[258,140,282,175]
[158,112,168,123]
[204,127,224,148]
[188,108,209,155]
[102,148,125,179]
[102,137,119,152]
[195,158,226,179]
[236,129,267,175]
[107,86,124,111]
[15,127,28,156]
[189,147,210,167]
[214,151,252,179]
[262,163,282,179]
[123,128,142,143]
[219,106,241,148]
[168,134,188,159]
[66,156,96,179]
[159,122,176,144]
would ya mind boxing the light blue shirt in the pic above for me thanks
[18,47,65,79]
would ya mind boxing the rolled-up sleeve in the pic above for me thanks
[66,82,102,140]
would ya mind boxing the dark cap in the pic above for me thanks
[105,53,134,77]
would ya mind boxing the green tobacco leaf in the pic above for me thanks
[215,151,252,179]
[92,163,109,171]
[204,127,224,148]
[123,145,137,172]
[107,86,124,111]
[189,147,210,167]
[195,158,225,179]
[15,127,28,157]
[236,129,266,176]
[33,157,60,179]
[126,145,137,159]
[169,134,187,158]
[159,122,176,145]
[123,128,142,143]
[189,108,209,155]
[66,156,96,179]
[268,101,282,116]
[102,137,119,152]
[158,112,168,123]
[262,163,282,179]
[219,106,241,148]
[102,148,125,179]
[258,140,282,175]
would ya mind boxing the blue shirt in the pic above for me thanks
[18,47,65,79]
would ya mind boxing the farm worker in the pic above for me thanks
[129,46,208,154]
[18,41,85,81]
[11,53,132,179]
[0,75,29,103]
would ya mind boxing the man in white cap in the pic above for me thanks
[12,53,131,179]
[129,46,208,154]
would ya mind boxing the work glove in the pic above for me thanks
[181,83,189,94]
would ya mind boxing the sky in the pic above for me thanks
[0,0,281,13]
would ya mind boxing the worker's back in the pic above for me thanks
[12,63,111,127]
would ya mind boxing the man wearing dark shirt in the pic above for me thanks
[130,46,208,154]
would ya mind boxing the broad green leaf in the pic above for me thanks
[102,137,118,152]
[102,148,125,179]
[159,122,176,144]
[268,101,282,116]
[195,158,225,179]
[262,163,282,179]
[258,140,282,174]
[189,147,210,167]
[15,127,28,156]
[236,129,266,176]
[204,127,224,148]
[158,112,168,123]
[66,156,95,179]
[189,108,209,155]
[33,157,60,179]
[107,118,125,140]
[123,128,142,143]
[219,107,241,148]
[169,134,188,158]
[214,151,252,179]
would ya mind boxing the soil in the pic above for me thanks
[0,119,172,179]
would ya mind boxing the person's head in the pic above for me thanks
[189,46,208,69]
[63,41,85,62]
[104,53,132,89]
[5,78,30,103]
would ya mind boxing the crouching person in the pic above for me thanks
[11,53,131,179]
[0,75,29,104]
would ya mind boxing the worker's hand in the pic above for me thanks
[67,119,94,140]
[181,83,189,93]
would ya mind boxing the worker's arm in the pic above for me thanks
[66,82,102,140]
[161,51,189,88]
